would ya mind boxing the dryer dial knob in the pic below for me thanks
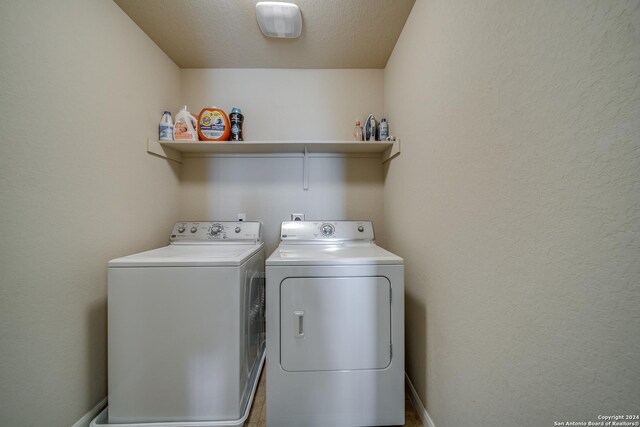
[320,223,335,237]
[358,226,364,232]
[177,225,186,233]
[235,227,241,233]
[190,227,198,233]
[209,224,223,237]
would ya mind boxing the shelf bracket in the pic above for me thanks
[303,146,309,190]
[147,138,183,164]
[382,140,401,164]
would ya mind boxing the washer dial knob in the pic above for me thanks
[358,226,364,232]
[208,224,223,237]
[177,225,186,233]
[235,227,241,233]
[320,223,335,237]
[190,226,198,233]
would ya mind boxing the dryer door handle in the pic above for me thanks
[293,311,305,338]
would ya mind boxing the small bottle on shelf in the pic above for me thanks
[353,120,363,141]
[379,117,388,140]
[159,111,174,141]
[229,107,244,141]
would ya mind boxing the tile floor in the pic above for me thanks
[245,370,424,427]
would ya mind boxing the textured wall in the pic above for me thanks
[180,156,385,255]
[0,1,182,425]
[181,69,384,141]
[384,1,640,425]
[180,69,386,252]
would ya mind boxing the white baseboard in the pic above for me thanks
[406,373,436,427]
[71,397,107,427]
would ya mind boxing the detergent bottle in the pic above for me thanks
[173,106,198,141]
[159,111,173,141]
[198,106,230,141]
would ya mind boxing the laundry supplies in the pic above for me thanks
[198,106,230,141]
[173,106,198,141]
[159,111,173,141]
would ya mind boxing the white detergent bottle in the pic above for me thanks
[159,111,174,141]
[173,106,198,141]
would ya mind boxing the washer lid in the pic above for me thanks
[109,243,264,267]
[266,243,403,266]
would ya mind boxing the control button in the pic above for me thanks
[208,224,223,237]
[358,226,364,232]
[320,223,335,237]
[235,227,241,233]
[177,225,186,233]
[190,227,197,233]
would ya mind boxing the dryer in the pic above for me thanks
[107,221,265,425]
[266,221,404,427]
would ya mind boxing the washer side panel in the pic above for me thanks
[108,266,241,423]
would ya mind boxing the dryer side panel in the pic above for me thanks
[280,276,391,372]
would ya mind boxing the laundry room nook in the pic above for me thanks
[1,1,639,427]
[174,67,392,254]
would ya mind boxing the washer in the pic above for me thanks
[107,221,265,425]
[266,221,404,427]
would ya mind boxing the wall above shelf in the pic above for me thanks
[147,139,400,165]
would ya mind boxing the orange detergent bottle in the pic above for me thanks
[198,106,230,141]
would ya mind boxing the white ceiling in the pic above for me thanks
[114,0,416,69]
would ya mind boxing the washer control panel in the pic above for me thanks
[280,221,374,242]
[170,221,261,243]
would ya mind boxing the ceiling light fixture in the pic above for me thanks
[255,2,302,39]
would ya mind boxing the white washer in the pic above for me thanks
[107,221,265,425]
[266,221,404,427]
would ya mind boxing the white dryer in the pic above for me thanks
[106,221,265,425]
[266,221,404,427]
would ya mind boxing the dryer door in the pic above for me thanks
[280,276,391,372]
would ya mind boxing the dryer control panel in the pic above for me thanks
[170,221,262,243]
[280,221,374,243]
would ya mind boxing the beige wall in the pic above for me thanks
[0,1,182,426]
[180,69,386,252]
[384,1,640,426]
[182,69,384,141]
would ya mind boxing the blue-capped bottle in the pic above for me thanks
[229,107,244,141]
